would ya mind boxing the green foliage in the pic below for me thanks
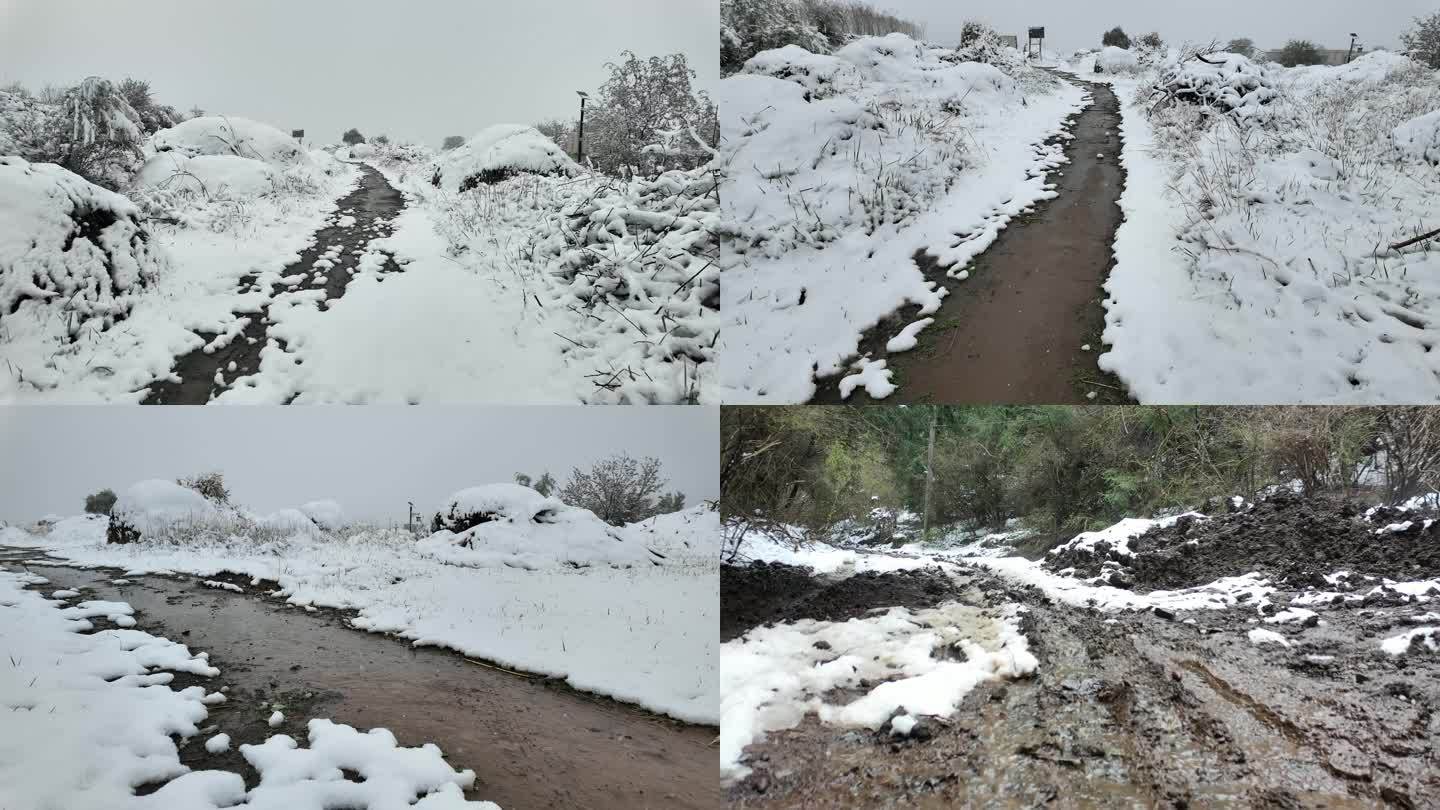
[442,135,465,150]
[83,488,117,516]
[341,128,365,145]
[1226,38,1257,58]
[1277,39,1324,66]
[1102,27,1131,48]
[1138,32,1164,49]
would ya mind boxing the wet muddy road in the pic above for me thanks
[725,562,1440,809]
[821,76,1125,405]
[12,555,716,810]
[141,163,406,405]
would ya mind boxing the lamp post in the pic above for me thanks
[1346,33,1359,63]
[575,91,588,165]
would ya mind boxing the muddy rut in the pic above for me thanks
[725,563,1440,808]
[141,163,406,405]
[12,557,716,810]
[822,76,1126,405]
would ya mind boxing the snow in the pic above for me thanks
[147,116,312,167]
[112,479,220,537]
[0,566,492,809]
[11,502,718,725]
[719,33,1087,402]
[1049,513,1203,558]
[974,555,1275,613]
[1381,627,1439,656]
[418,484,663,570]
[1094,52,1440,403]
[131,153,278,198]
[299,500,344,531]
[427,125,580,192]
[269,710,285,727]
[1097,46,1139,74]
[837,357,897,400]
[890,714,917,737]
[206,734,232,753]
[1394,109,1440,165]
[1265,607,1317,625]
[1247,628,1291,648]
[720,601,1034,779]
[0,156,166,333]
[885,318,934,353]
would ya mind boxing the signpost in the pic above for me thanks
[291,129,304,141]
[1027,27,1045,60]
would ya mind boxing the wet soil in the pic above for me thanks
[721,562,959,642]
[724,562,1440,808]
[140,163,406,404]
[1050,492,1440,592]
[816,76,1128,405]
[13,557,716,810]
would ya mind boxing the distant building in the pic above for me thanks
[999,34,1018,49]
[1260,47,1364,65]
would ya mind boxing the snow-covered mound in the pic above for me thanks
[1096,46,1140,74]
[1395,109,1440,166]
[1154,52,1277,122]
[130,152,279,197]
[419,483,663,569]
[742,45,861,99]
[623,504,720,562]
[428,124,580,192]
[300,499,345,531]
[147,116,311,166]
[108,479,221,543]
[0,156,167,336]
[257,507,321,535]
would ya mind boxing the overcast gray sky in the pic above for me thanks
[0,0,718,148]
[880,0,1431,53]
[0,407,718,525]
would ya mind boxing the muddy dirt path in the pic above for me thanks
[725,562,1440,808]
[818,76,1126,405]
[12,557,716,810]
[140,163,406,405]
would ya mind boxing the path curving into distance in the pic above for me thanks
[141,163,406,404]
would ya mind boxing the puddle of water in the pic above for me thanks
[16,562,715,810]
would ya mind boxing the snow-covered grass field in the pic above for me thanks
[1058,49,1440,403]
[5,489,720,725]
[0,565,492,809]
[719,33,1087,402]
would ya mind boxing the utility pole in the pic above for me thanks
[922,407,937,541]
[407,501,415,534]
[1346,33,1359,63]
[575,91,588,165]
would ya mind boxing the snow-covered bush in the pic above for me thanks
[742,45,861,99]
[428,124,580,191]
[300,499,345,531]
[537,165,719,403]
[130,153,279,197]
[107,479,220,544]
[1096,46,1141,74]
[0,156,167,338]
[420,483,664,569]
[721,0,924,74]
[147,116,311,166]
[0,79,150,189]
[1152,52,1278,123]
[950,28,1026,75]
[1394,109,1440,166]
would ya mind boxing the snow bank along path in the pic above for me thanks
[0,565,493,810]
[143,163,406,403]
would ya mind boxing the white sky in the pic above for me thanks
[0,407,718,525]
[878,0,1430,54]
[0,0,718,148]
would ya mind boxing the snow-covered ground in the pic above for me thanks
[1058,50,1440,402]
[0,565,493,809]
[6,489,719,725]
[719,33,1087,402]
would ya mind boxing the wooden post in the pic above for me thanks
[922,407,937,541]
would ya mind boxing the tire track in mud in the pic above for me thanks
[815,75,1128,405]
[14,559,716,810]
[140,163,406,404]
[724,561,1437,808]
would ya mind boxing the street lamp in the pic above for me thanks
[575,91,589,165]
[1346,33,1359,63]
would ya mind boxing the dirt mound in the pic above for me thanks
[1050,492,1440,591]
[721,562,956,642]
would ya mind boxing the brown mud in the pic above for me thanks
[816,75,1127,405]
[141,163,406,404]
[12,557,716,810]
[723,547,1440,807]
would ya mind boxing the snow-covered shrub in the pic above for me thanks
[1152,52,1278,124]
[300,499,345,531]
[1096,46,1141,74]
[721,0,924,74]
[0,156,167,337]
[420,483,664,569]
[130,153,279,197]
[107,479,220,544]
[428,124,580,191]
[581,51,718,176]
[1395,110,1440,166]
[147,116,311,166]
[950,28,1026,75]
[537,164,719,403]
[739,45,861,100]
[0,79,149,189]
[257,507,323,535]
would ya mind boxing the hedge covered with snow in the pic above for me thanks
[0,157,166,336]
[147,116,311,166]
[1097,46,1140,74]
[428,124,580,191]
